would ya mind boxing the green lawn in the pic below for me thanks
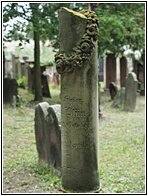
[3,87,145,193]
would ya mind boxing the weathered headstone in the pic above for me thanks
[50,104,61,125]
[120,56,127,87]
[55,8,99,191]
[41,73,51,98]
[3,78,18,104]
[46,106,61,169]
[124,72,138,112]
[109,82,117,100]
[34,102,61,169]
[112,87,125,108]
[106,54,116,88]
[35,102,50,165]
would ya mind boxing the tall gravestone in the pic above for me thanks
[106,54,116,89]
[55,8,99,191]
[124,72,138,112]
[120,56,127,87]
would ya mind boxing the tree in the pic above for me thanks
[29,3,42,101]
[3,3,71,101]
[3,3,88,100]
[95,3,145,56]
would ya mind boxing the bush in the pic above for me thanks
[17,76,26,89]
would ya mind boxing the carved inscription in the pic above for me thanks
[63,141,95,149]
[61,121,90,129]
[63,96,83,104]
[64,107,86,118]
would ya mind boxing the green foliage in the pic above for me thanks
[3,3,145,56]
[96,3,145,55]
[42,61,54,66]
[17,76,26,89]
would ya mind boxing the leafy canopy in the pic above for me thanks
[3,3,145,56]
[96,3,145,56]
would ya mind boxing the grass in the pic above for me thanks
[3,86,145,193]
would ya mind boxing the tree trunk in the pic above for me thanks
[141,51,145,95]
[3,50,5,78]
[88,3,99,11]
[30,3,43,101]
[34,30,43,101]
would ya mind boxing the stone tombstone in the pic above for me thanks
[124,72,138,112]
[112,87,125,108]
[55,8,99,191]
[34,102,61,169]
[35,102,50,165]
[46,106,61,169]
[109,82,117,100]
[11,54,16,79]
[120,56,127,87]
[106,54,116,88]
[3,78,18,104]
[41,66,51,98]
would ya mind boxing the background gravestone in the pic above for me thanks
[112,87,125,108]
[106,54,116,88]
[3,78,18,104]
[124,72,138,112]
[55,8,99,191]
[35,102,61,169]
[120,56,127,87]
[109,82,117,100]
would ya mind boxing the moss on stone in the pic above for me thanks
[62,7,87,19]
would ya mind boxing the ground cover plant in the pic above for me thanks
[3,87,145,193]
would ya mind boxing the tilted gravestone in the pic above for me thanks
[109,82,117,100]
[34,102,61,169]
[124,72,138,112]
[55,8,99,191]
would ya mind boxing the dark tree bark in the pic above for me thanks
[34,30,43,101]
[88,3,99,11]
[141,50,145,95]
[3,50,5,78]
[30,3,43,101]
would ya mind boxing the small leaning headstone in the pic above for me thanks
[124,72,138,112]
[35,102,50,165]
[34,102,61,169]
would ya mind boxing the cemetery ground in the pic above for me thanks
[3,85,145,193]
